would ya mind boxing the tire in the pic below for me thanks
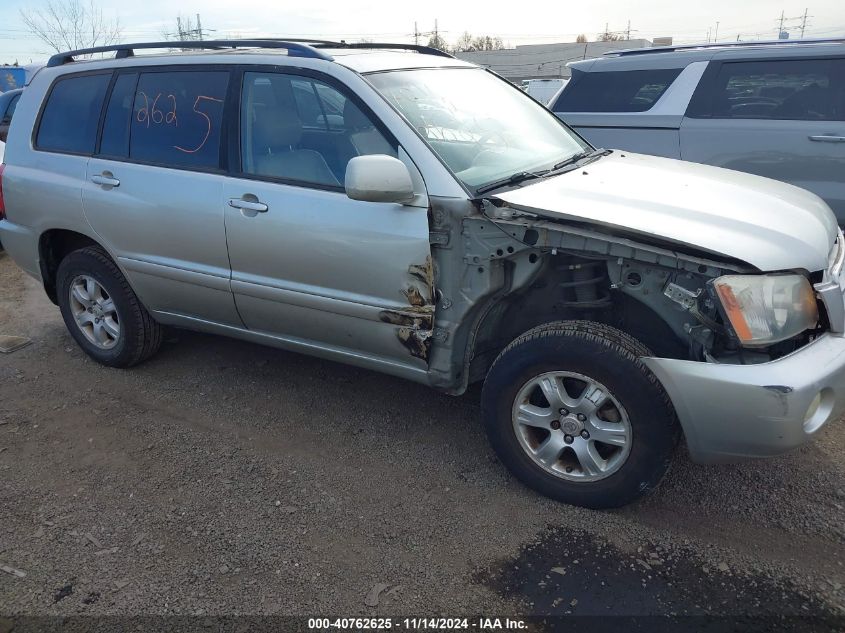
[56,246,162,368]
[481,320,679,509]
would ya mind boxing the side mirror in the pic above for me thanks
[345,155,415,204]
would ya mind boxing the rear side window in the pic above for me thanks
[553,68,682,113]
[129,71,229,169]
[688,58,845,121]
[36,74,110,153]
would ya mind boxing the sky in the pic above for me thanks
[1,0,844,64]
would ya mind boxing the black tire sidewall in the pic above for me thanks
[56,249,139,367]
[482,328,677,508]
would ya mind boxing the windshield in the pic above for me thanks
[368,67,590,193]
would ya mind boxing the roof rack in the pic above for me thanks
[606,36,845,57]
[311,41,454,59]
[250,38,454,58]
[46,39,333,67]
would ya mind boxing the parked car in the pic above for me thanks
[520,78,568,105]
[0,88,23,142]
[2,40,844,508]
[550,39,845,224]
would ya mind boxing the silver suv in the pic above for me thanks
[551,39,845,224]
[2,40,844,508]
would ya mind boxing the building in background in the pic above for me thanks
[455,39,652,83]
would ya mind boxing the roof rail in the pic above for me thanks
[312,41,454,58]
[606,36,845,57]
[46,39,333,67]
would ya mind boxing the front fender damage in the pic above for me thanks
[380,255,435,360]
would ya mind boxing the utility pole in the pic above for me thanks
[800,8,809,38]
[714,21,719,42]
[626,20,631,40]
[779,10,785,35]
[196,14,203,41]
[414,21,419,45]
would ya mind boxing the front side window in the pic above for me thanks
[240,71,395,188]
[696,58,845,121]
[129,71,229,168]
[368,67,589,191]
[36,74,110,154]
[553,68,682,113]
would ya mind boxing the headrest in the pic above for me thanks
[343,99,372,131]
[254,108,303,147]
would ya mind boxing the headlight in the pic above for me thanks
[713,274,818,346]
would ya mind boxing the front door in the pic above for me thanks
[223,69,433,368]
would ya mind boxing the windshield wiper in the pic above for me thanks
[475,170,546,195]
[474,149,610,196]
[549,147,610,172]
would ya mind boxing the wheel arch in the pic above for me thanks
[38,229,104,304]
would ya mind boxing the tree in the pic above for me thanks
[597,31,624,42]
[19,0,121,54]
[427,33,449,53]
[452,32,506,53]
[576,34,588,43]
[454,31,474,52]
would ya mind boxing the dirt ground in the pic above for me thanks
[1,251,844,628]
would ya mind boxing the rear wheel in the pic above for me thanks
[57,246,162,368]
[481,321,679,508]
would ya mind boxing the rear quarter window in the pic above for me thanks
[36,73,111,154]
[553,68,682,113]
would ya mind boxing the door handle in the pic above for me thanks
[808,135,845,143]
[228,198,268,213]
[91,173,120,187]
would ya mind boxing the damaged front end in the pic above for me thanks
[461,197,827,374]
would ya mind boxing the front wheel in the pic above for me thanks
[481,321,679,508]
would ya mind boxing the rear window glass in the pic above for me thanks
[692,58,845,121]
[36,74,110,153]
[129,71,229,169]
[553,68,681,113]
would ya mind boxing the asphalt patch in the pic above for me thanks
[478,527,843,632]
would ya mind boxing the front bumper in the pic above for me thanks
[643,333,845,463]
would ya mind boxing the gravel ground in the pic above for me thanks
[1,251,844,627]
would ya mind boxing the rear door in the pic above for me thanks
[83,67,241,326]
[551,65,690,158]
[222,68,434,368]
[680,55,845,224]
